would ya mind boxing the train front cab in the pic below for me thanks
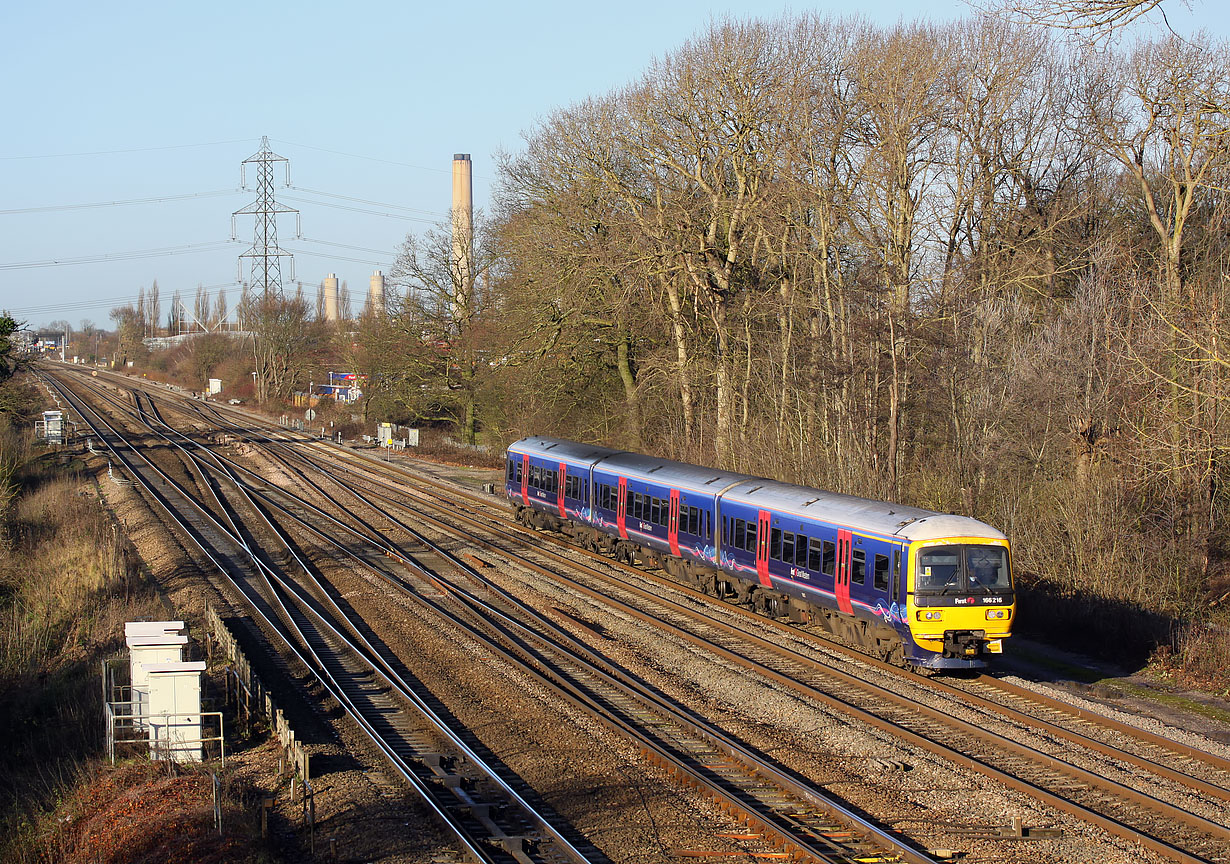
[904,537,1015,670]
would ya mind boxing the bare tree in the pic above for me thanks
[388,212,500,444]
[148,281,161,338]
[239,291,324,402]
[193,284,210,332]
[974,0,1186,43]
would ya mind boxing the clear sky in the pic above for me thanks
[1,0,1223,332]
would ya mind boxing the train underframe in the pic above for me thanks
[514,503,914,669]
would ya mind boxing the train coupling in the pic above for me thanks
[943,629,987,659]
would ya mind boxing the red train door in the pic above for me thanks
[617,477,628,539]
[756,509,772,588]
[557,462,567,517]
[520,454,529,504]
[668,490,681,556]
[836,529,853,614]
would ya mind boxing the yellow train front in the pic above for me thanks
[901,532,1015,669]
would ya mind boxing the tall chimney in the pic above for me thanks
[451,154,473,323]
[323,273,339,322]
[369,270,385,314]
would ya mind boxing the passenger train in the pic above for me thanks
[505,437,1014,671]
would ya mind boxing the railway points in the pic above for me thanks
[42,361,1230,864]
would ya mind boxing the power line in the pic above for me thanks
[3,282,241,319]
[0,189,241,216]
[283,246,389,267]
[287,185,444,217]
[272,139,450,174]
[0,240,241,271]
[279,193,437,223]
[298,237,395,256]
[0,138,254,161]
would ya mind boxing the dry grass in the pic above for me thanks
[0,452,165,859]
[23,760,269,864]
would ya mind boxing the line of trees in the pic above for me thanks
[95,11,1229,668]
[471,16,1230,635]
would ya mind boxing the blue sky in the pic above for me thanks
[1,0,1223,331]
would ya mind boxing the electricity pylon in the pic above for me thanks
[232,136,300,296]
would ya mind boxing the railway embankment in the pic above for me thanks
[0,430,278,862]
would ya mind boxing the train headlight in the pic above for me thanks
[916,610,943,621]
[985,609,1010,620]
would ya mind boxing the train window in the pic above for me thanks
[892,549,901,601]
[530,465,540,488]
[745,523,757,553]
[507,461,514,482]
[851,549,866,585]
[781,531,794,563]
[691,506,701,535]
[733,519,746,550]
[808,538,823,571]
[516,462,522,483]
[549,470,558,494]
[822,541,836,576]
[770,527,782,560]
[706,510,711,540]
[650,497,661,526]
[796,535,809,568]
[874,554,889,591]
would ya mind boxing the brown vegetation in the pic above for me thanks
[99,14,1229,686]
[485,17,1230,682]
[0,393,272,861]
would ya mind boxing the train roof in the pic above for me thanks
[507,436,624,465]
[507,437,1007,544]
[598,451,758,494]
[721,480,1006,543]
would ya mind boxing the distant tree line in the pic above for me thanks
[100,11,1229,673]
[470,16,1230,651]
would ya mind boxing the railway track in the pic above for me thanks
[49,364,1230,862]
[44,370,600,864]
[51,367,940,862]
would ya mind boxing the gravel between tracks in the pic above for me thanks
[84,403,1230,864]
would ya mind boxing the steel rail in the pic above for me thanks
[77,373,941,864]
[58,366,1230,862]
[96,378,605,864]
[225,424,1230,863]
[45,372,586,864]
[134,386,938,864]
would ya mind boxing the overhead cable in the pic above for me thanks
[0,240,241,271]
[278,194,438,223]
[0,189,241,215]
[287,185,444,217]
[0,138,254,160]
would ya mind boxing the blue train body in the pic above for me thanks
[505,437,1015,670]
